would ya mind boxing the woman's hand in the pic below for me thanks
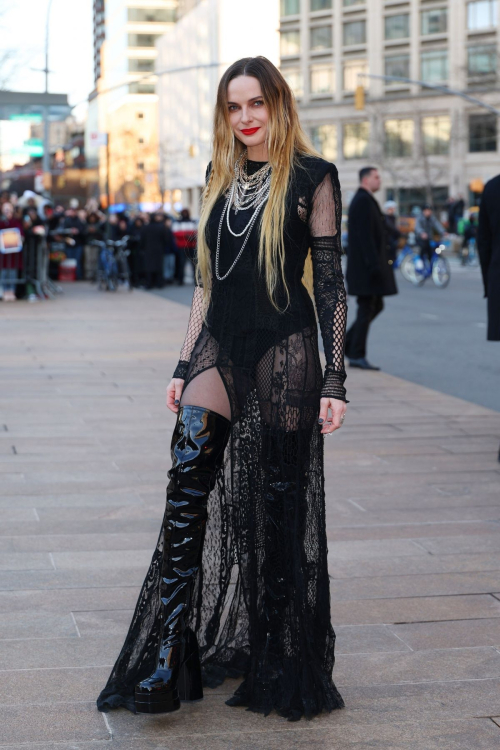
[166,378,185,413]
[318,397,346,435]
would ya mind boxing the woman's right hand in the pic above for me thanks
[166,378,185,413]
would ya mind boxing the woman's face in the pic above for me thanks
[227,76,269,151]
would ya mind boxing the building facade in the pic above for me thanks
[156,0,279,217]
[280,0,500,212]
[88,0,178,209]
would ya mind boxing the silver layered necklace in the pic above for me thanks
[215,151,271,281]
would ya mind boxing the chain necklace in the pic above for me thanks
[232,153,271,214]
[215,152,271,281]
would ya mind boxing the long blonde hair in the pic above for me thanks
[197,56,321,313]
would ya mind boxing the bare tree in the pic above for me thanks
[0,3,26,90]
[368,101,454,211]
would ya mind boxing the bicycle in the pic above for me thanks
[460,237,479,267]
[394,242,413,272]
[400,240,451,288]
[90,236,132,292]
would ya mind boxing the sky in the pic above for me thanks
[1,0,94,113]
[0,0,94,168]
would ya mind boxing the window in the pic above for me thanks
[137,112,144,118]
[128,82,156,94]
[422,115,451,155]
[385,54,410,83]
[280,30,300,56]
[311,124,338,160]
[310,63,334,94]
[343,59,368,91]
[128,58,155,72]
[310,25,332,50]
[282,67,304,97]
[343,20,366,45]
[343,121,369,158]
[384,14,409,40]
[387,187,449,216]
[469,114,497,151]
[384,119,414,157]
[421,8,448,35]
[421,49,448,82]
[467,44,497,75]
[137,162,145,170]
[467,0,498,29]
[343,0,364,5]
[281,0,300,15]
[311,0,332,9]
[127,8,176,22]
[128,33,163,47]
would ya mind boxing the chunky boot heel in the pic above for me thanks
[134,689,180,714]
[178,629,203,702]
[133,406,231,715]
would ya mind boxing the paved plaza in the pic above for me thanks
[1,282,500,749]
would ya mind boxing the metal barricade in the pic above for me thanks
[0,230,61,301]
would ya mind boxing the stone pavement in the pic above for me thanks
[1,282,499,750]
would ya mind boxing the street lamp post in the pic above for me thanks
[42,0,54,194]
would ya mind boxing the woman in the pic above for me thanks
[0,202,24,301]
[97,56,347,722]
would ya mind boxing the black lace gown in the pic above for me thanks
[97,154,348,721]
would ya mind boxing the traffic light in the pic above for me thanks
[355,85,365,110]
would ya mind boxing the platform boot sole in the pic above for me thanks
[134,689,181,714]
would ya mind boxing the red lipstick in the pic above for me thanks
[241,127,260,136]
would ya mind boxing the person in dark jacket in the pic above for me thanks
[129,216,146,287]
[383,200,401,262]
[415,204,446,263]
[142,212,172,289]
[0,202,24,301]
[477,174,500,462]
[62,206,86,280]
[345,166,398,370]
[477,174,500,342]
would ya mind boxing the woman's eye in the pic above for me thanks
[228,105,238,112]
[254,100,264,107]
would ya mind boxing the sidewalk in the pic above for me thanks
[1,283,499,750]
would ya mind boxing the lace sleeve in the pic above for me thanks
[172,163,212,380]
[172,284,205,379]
[309,165,349,403]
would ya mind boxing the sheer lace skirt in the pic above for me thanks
[96,323,345,721]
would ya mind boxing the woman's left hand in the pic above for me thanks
[318,397,346,435]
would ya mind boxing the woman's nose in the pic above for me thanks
[240,107,252,124]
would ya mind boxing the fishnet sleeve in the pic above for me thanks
[172,284,205,380]
[309,166,349,403]
[172,163,212,381]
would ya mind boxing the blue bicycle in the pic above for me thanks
[401,240,451,288]
[90,237,131,292]
[394,242,413,270]
[460,237,479,267]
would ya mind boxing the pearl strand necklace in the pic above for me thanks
[215,159,271,281]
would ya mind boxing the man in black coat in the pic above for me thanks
[477,174,500,343]
[345,166,398,370]
[477,174,500,463]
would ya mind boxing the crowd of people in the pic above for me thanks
[0,190,197,301]
[0,184,480,305]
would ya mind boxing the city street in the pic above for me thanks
[1,283,500,749]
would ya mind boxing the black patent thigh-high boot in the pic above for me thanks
[134,405,231,714]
